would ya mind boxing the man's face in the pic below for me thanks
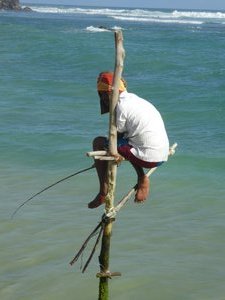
[99,91,110,114]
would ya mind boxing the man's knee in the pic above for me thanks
[93,136,107,150]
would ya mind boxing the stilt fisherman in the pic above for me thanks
[88,72,169,209]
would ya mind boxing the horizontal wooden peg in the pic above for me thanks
[86,150,107,157]
[94,156,115,161]
[86,151,118,161]
[96,271,122,278]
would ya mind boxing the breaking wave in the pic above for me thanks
[112,16,204,25]
[30,5,225,25]
[85,25,123,32]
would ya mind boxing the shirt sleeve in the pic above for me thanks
[116,105,127,133]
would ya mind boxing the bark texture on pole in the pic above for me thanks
[98,30,125,300]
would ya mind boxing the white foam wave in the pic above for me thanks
[31,6,76,14]
[30,5,225,25]
[112,26,123,30]
[85,25,123,32]
[172,10,225,19]
[113,16,203,25]
[86,26,110,32]
[30,6,131,16]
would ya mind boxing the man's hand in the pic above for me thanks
[112,153,125,165]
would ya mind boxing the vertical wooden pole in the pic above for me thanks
[97,30,125,300]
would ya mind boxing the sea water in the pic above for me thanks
[0,5,225,300]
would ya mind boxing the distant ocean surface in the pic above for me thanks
[0,4,225,300]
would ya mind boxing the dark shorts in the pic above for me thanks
[108,137,164,169]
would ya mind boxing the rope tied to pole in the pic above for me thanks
[69,212,115,273]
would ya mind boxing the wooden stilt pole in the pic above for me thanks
[97,30,125,300]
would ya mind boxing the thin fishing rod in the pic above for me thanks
[11,164,95,219]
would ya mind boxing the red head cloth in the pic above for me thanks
[97,72,127,93]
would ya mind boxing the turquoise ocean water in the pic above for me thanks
[1,5,225,300]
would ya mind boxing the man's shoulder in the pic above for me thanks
[119,91,141,102]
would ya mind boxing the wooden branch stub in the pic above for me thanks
[96,271,122,278]
[86,150,114,161]
[169,143,178,156]
[94,156,115,161]
[86,151,107,157]
[86,150,125,161]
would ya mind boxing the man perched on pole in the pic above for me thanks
[88,71,169,209]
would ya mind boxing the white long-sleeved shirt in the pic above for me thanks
[116,91,169,162]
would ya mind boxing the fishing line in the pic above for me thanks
[11,164,95,219]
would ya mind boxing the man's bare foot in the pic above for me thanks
[88,193,106,209]
[135,175,150,203]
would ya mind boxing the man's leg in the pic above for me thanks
[131,163,150,202]
[88,137,108,209]
[117,144,150,203]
